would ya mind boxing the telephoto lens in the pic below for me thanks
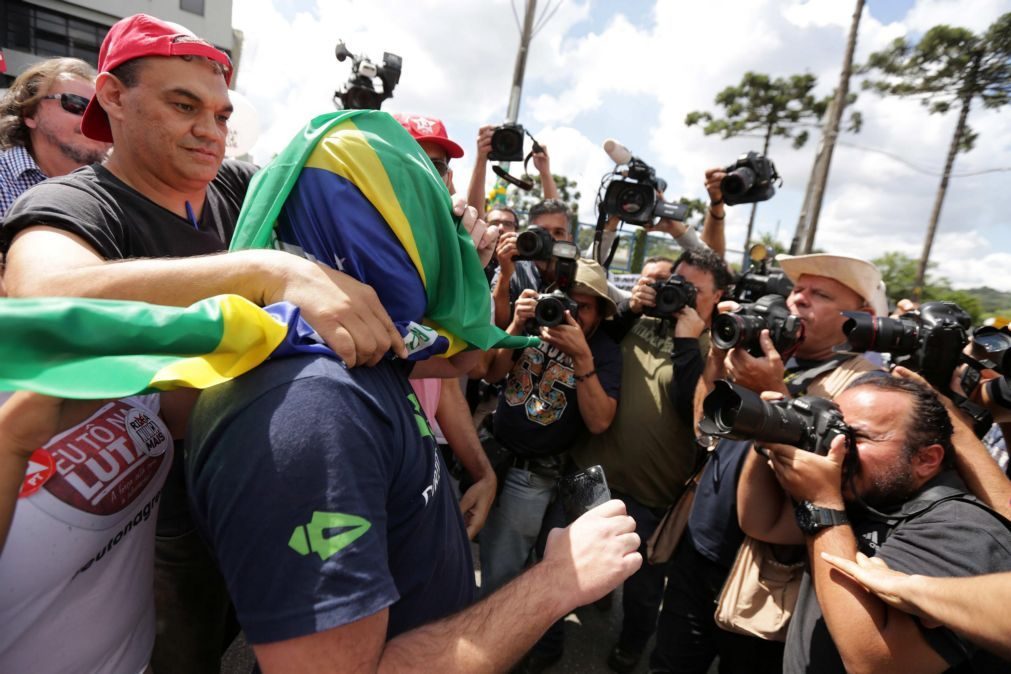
[720,166,756,199]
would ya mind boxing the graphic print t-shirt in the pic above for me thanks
[0,396,171,674]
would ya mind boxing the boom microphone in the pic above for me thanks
[603,138,633,165]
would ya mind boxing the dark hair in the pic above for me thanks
[848,374,955,467]
[529,198,570,222]
[487,206,519,224]
[674,247,733,292]
[644,256,675,268]
[110,55,227,89]
[0,57,97,150]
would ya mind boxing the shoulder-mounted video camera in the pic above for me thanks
[732,244,794,302]
[721,151,781,206]
[334,40,402,110]
[644,274,697,320]
[700,379,852,457]
[712,294,804,358]
[599,139,689,226]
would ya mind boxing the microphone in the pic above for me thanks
[603,138,633,165]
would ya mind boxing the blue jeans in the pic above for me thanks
[478,466,557,595]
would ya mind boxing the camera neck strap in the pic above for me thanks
[490,133,544,192]
[783,354,851,397]
[594,204,621,269]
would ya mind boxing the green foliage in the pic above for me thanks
[506,173,580,226]
[685,72,860,151]
[860,13,1011,154]
[872,251,991,323]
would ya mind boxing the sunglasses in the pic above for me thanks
[41,93,90,116]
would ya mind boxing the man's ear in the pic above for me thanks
[94,72,128,126]
[912,443,945,480]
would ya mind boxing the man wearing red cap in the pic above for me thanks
[1,13,406,674]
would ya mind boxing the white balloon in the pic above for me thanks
[225,90,260,158]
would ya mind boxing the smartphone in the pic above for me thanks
[557,464,611,524]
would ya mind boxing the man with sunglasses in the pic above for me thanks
[0,57,111,217]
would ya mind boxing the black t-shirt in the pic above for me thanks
[1,159,257,258]
[785,471,1011,674]
[493,328,621,458]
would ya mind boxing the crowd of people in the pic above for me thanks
[1,12,1010,674]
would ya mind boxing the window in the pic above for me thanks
[0,1,106,67]
[180,0,206,16]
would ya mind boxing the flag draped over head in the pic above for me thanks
[0,296,328,398]
[231,109,536,360]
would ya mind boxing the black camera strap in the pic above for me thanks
[490,131,544,192]
[593,204,621,269]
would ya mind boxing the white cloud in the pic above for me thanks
[230,0,1011,291]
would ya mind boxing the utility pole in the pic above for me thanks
[506,0,537,124]
[792,0,864,253]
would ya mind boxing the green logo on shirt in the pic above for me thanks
[406,392,433,438]
[288,511,372,561]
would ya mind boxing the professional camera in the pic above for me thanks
[712,294,804,357]
[732,244,794,302]
[599,139,689,226]
[968,326,1011,375]
[514,227,555,262]
[530,240,580,330]
[644,274,697,320]
[841,301,971,391]
[489,123,526,162]
[721,151,781,206]
[699,379,851,456]
[334,40,402,110]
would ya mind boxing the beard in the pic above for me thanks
[38,123,108,166]
[854,458,919,509]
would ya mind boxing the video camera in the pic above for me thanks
[599,139,689,226]
[721,151,781,206]
[644,275,697,320]
[699,379,852,457]
[732,244,794,302]
[712,294,804,358]
[334,40,402,110]
[526,239,580,330]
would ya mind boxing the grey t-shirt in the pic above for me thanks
[784,472,1011,673]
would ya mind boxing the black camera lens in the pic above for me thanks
[721,167,756,198]
[489,125,525,162]
[841,313,920,354]
[712,313,763,350]
[535,296,567,327]
[618,185,649,215]
[515,228,554,261]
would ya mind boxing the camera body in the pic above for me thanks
[968,326,1011,375]
[602,158,688,226]
[712,294,804,357]
[721,151,780,206]
[733,244,794,302]
[700,380,850,456]
[644,274,697,320]
[526,240,580,330]
[534,290,580,328]
[514,227,555,262]
[842,301,971,391]
[334,41,403,110]
[489,123,526,162]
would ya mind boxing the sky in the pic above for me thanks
[228,0,1011,290]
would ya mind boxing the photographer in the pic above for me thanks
[572,249,731,672]
[736,375,1011,673]
[480,259,622,599]
[649,253,884,674]
[466,124,558,214]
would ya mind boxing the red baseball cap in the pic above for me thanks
[82,14,233,142]
[392,113,464,159]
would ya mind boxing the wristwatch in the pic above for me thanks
[794,501,848,535]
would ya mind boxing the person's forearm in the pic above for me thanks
[948,405,1011,519]
[572,355,616,434]
[899,573,1011,660]
[539,169,558,200]
[672,226,707,253]
[0,444,31,552]
[437,380,492,481]
[492,277,513,330]
[693,349,724,434]
[467,161,489,212]
[670,338,703,425]
[379,560,568,672]
[701,205,726,258]
[736,449,799,543]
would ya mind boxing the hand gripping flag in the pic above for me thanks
[230,109,537,359]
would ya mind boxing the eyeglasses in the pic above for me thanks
[488,218,518,230]
[428,157,450,177]
[41,93,90,116]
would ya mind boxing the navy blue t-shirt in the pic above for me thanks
[493,328,621,457]
[186,355,475,644]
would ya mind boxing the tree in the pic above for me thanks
[686,72,861,262]
[872,251,984,323]
[505,174,580,228]
[861,13,1011,296]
